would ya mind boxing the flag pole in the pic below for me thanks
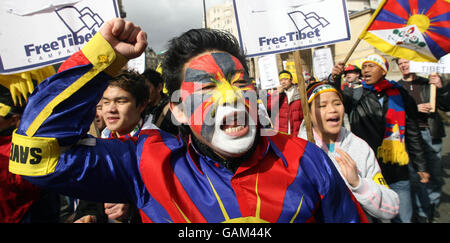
[342,0,388,64]
[293,50,315,143]
[203,0,208,28]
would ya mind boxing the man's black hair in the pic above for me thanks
[108,70,149,107]
[161,28,248,98]
[142,68,164,90]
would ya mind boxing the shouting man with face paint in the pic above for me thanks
[9,19,366,223]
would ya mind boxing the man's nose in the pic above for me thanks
[217,83,240,106]
[329,105,338,112]
[104,103,118,113]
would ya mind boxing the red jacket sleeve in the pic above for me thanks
[58,51,91,73]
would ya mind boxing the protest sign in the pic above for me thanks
[409,61,449,74]
[258,54,280,90]
[0,0,119,74]
[233,0,350,57]
[313,47,333,81]
[409,54,450,112]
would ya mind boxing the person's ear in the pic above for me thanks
[9,114,20,128]
[157,83,163,93]
[169,102,188,124]
[138,102,147,114]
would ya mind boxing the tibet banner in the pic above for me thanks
[233,0,351,57]
[360,0,450,63]
[0,0,119,74]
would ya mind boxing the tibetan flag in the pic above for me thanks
[359,0,450,62]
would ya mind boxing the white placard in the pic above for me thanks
[409,61,450,74]
[313,47,333,81]
[0,0,119,74]
[233,0,350,57]
[127,52,145,74]
[258,54,280,90]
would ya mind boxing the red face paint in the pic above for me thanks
[180,52,257,144]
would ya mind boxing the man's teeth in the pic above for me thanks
[225,125,244,133]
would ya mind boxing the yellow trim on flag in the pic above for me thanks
[172,200,192,223]
[207,175,230,221]
[25,33,127,137]
[362,31,438,62]
[290,194,304,223]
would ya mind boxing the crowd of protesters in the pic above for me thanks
[1,18,450,223]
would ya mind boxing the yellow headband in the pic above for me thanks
[279,73,291,80]
[362,54,389,72]
[307,83,342,104]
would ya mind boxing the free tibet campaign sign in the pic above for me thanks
[233,0,351,57]
[0,0,119,74]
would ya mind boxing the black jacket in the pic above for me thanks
[332,77,427,184]
[398,76,450,139]
[144,95,179,136]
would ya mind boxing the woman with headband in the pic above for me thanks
[298,81,400,222]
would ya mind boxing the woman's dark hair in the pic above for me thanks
[109,70,149,107]
[161,28,248,98]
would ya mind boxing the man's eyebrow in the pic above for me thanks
[185,69,213,83]
[102,96,130,101]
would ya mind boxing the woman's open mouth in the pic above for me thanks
[326,117,341,127]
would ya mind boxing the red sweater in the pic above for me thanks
[0,136,40,222]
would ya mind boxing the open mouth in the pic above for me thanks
[219,111,249,137]
[326,117,340,126]
[106,117,119,124]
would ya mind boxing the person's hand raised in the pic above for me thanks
[99,18,147,59]
[335,148,360,188]
[331,61,345,82]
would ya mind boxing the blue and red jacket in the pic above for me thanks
[9,33,367,223]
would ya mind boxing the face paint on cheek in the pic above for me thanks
[181,52,259,147]
[181,88,214,136]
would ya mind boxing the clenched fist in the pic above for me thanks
[99,18,148,59]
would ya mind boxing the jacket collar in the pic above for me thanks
[186,133,286,175]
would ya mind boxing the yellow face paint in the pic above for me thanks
[180,52,257,153]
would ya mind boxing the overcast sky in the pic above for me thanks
[122,0,227,53]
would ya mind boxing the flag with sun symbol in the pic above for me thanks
[360,0,449,62]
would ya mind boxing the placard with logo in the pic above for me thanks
[0,0,119,74]
[233,0,350,57]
